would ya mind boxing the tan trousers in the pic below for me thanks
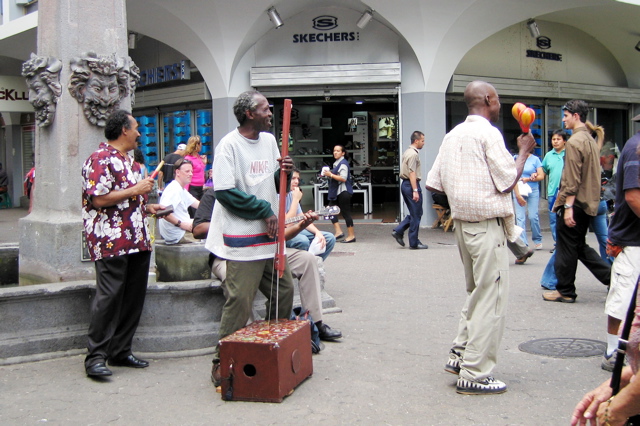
[212,248,323,322]
[452,218,510,381]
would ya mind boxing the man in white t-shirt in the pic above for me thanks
[159,158,200,244]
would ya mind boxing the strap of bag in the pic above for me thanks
[611,279,639,395]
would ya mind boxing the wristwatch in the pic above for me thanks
[175,220,182,228]
[413,189,418,192]
[563,204,573,209]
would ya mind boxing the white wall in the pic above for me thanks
[456,20,626,87]
[250,8,400,68]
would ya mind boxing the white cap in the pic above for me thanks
[177,143,187,150]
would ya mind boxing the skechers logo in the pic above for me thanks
[313,16,338,31]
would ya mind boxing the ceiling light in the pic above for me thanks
[527,19,540,38]
[357,9,374,29]
[128,33,137,49]
[267,7,283,29]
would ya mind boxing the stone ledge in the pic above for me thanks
[0,279,225,365]
[0,276,340,365]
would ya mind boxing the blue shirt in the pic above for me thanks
[514,154,542,190]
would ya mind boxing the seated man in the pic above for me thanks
[284,169,335,261]
[193,188,342,341]
[159,158,200,244]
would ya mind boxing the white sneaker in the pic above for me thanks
[456,376,507,395]
[444,349,461,375]
[534,243,543,250]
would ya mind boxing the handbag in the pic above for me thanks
[610,279,640,425]
[517,180,531,197]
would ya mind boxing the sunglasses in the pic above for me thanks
[174,158,192,169]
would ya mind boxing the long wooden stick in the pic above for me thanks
[274,99,292,278]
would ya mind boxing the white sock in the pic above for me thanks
[606,333,618,356]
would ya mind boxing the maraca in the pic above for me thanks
[518,108,535,133]
[511,102,535,133]
[512,102,526,122]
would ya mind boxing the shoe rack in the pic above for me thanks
[135,108,214,175]
[369,113,399,188]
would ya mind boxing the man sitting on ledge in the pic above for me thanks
[192,188,342,343]
[159,158,200,244]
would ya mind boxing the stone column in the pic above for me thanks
[19,0,133,284]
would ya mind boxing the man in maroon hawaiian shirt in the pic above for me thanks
[81,110,162,378]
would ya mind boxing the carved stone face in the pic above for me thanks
[83,73,120,126]
[68,53,140,127]
[22,54,62,127]
[26,74,56,126]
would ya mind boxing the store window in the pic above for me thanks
[134,107,213,174]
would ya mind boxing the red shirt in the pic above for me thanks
[82,142,152,261]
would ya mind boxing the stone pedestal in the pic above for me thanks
[155,242,211,282]
[19,0,133,284]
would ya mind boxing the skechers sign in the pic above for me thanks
[293,15,358,43]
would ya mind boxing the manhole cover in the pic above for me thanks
[518,338,606,358]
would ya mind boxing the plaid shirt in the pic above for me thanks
[426,115,521,241]
[82,142,152,261]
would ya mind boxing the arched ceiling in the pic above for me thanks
[0,0,639,95]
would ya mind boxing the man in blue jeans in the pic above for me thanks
[392,130,428,250]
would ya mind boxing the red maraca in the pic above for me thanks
[512,102,526,122]
[518,108,535,133]
[512,102,535,133]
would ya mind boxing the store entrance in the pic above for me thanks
[270,95,400,223]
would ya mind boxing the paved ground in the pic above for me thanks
[0,207,614,425]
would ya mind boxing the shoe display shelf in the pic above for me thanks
[136,114,159,169]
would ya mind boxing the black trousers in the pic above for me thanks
[555,206,610,299]
[330,191,353,228]
[85,251,151,368]
[188,185,204,217]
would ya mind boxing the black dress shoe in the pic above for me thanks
[211,361,221,387]
[391,231,405,247]
[86,362,112,377]
[318,323,342,341]
[109,354,149,368]
[410,243,429,250]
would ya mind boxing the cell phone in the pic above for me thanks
[154,205,174,218]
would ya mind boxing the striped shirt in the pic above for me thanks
[206,129,281,261]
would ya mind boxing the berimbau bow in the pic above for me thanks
[274,99,292,278]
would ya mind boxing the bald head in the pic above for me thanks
[464,81,500,122]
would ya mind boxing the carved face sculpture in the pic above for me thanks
[22,54,62,127]
[27,74,56,126]
[83,72,120,126]
[68,52,139,127]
